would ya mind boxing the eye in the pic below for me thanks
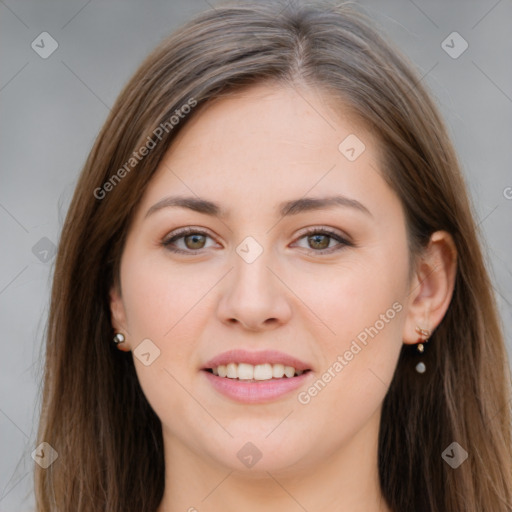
[293,227,352,254]
[162,226,352,255]
[162,227,218,254]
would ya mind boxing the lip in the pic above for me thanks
[202,349,312,372]
[202,370,312,404]
[201,349,313,404]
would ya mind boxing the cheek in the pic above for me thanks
[120,248,213,343]
[293,281,405,454]
[119,251,215,432]
[290,241,408,353]
[119,248,213,394]
[330,229,408,343]
[291,242,407,422]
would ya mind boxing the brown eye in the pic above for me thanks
[308,234,331,250]
[162,228,216,254]
[184,233,207,250]
[294,227,352,254]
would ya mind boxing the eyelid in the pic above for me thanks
[296,225,350,240]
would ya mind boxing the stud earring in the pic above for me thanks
[415,326,430,353]
[113,332,125,345]
[415,326,430,374]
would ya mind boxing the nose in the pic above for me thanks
[216,247,292,332]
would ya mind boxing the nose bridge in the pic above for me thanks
[231,237,277,302]
[216,235,291,330]
[234,250,271,292]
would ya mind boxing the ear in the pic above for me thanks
[109,284,131,351]
[402,230,458,345]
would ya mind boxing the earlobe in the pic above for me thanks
[109,286,131,351]
[402,230,457,345]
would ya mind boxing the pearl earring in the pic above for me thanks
[113,332,125,345]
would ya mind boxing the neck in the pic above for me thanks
[156,410,391,512]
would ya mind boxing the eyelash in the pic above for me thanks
[161,226,353,255]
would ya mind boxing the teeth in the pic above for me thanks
[284,366,295,378]
[254,363,272,380]
[210,363,305,380]
[238,363,254,380]
[273,364,285,378]
[226,363,237,379]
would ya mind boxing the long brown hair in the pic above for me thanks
[35,1,512,510]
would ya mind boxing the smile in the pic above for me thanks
[201,349,313,404]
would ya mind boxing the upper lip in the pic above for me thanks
[203,349,312,372]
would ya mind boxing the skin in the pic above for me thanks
[110,83,457,512]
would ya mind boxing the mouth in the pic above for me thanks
[201,350,313,403]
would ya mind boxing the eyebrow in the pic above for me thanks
[145,194,372,219]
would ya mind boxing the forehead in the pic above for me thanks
[166,83,372,167]
[135,83,397,223]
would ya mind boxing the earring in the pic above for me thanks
[415,326,430,374]
[113,332,125,345]
[415,326,430,353]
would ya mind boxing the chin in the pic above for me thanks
[199,433,314,476]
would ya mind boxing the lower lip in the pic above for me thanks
[202,370,311,404]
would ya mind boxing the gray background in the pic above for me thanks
[0,0,511,510]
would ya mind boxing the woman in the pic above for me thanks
[34,1,512,511]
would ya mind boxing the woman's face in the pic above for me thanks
[110,83,414,474]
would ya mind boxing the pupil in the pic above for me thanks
[310,234,329,250]
[186,234,205,249]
